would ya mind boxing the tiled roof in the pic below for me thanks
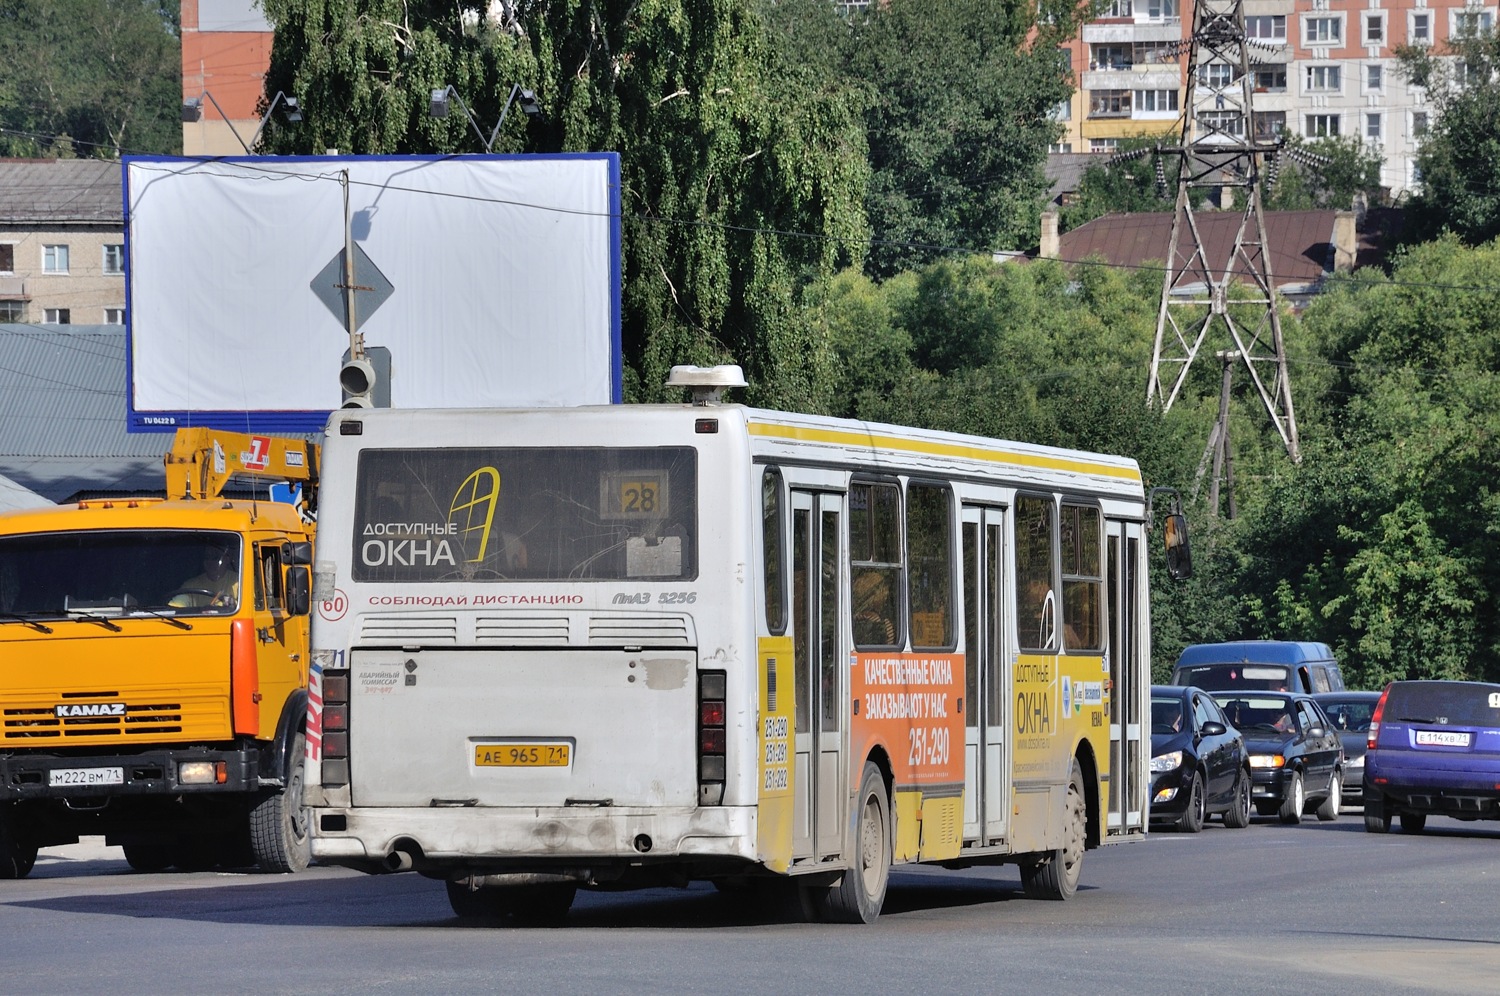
[0,324,164,501]
[1057,209,1339,289]
[0,159,123,226]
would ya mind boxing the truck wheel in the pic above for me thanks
[122,843,173,872]
[0,812,37,879]
[251,732,311,873]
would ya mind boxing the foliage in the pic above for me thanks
[845,0,1070,276]
[1399,32,1500,242]
[1263,135,1384,212]
[1059,136,1179,231]
[0,0,181,158]
[261,0,870,410]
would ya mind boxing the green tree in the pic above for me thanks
[260,0,870,410]
[846,0,1071,276]
[0,0,181,158]
[1059,137,1179,231]
[1398,31,1500,242]
[1263,135,1384,211]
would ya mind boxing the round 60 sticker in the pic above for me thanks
[318,588,349,621]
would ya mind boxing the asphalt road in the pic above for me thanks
[3,811,1497,995]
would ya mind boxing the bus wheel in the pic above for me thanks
[820,762,890,924]
[251,732,312,873]
[1021,760,1086,901]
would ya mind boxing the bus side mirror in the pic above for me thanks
[288,565,311,616]
[1164,512,1193,581]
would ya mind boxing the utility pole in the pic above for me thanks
[1144,0,1305,464]
[1208,350,1238,519]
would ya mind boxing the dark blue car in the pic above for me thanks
[1364,680,1500,833]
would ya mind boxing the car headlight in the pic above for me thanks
[1150,750,1183,774]
[1249,754,1285,769]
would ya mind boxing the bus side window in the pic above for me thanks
[1060,503,1102,651]
[850,480,902,649]
[907,482,954,650]
[1015,494,1056,652]
[762,468,787,634]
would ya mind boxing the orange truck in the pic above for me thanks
[0,429,317,877]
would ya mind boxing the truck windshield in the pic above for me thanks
[354,446,698,582]
[0,530,242,617]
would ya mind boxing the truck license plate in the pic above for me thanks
[474,743,571,768]
[49,767,124,787]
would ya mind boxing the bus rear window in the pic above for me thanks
[353,447,698,582]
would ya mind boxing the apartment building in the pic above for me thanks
[1057,0,1491,197]
[181,0,275,156]
[0,160,126,327]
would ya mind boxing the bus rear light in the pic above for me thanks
[698,670,726,806]
[321,666,350,787]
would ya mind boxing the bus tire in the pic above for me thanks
[1021,759,1086,901]
[250,732,311,873]
[820,762,891,924]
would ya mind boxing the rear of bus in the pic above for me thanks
[304,406,758,892]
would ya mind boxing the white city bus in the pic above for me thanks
[304,366,1187,923]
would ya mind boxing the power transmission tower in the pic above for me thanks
[1145,0,1304,463]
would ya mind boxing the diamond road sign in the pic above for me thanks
[310,243,394,333]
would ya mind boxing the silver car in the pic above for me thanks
[1314,691,1381,807]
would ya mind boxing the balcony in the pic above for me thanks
[1083,19,1183,44]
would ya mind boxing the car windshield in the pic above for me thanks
[1151,697,1184,734]
[1179,663,1291,691]
[1384,681,1500,727]
[1215,695,1298,734]
[0,529,242,618]
[1322,700,1375,732]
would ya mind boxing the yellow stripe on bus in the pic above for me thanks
[746,421,1141,482]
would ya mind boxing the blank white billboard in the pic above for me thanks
[123,154,621,432]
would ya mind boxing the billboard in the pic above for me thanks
[123,154,621,432]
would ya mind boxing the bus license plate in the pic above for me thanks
[474,743,571,768]
[1415,730,1471,747]
[49,766,124,787]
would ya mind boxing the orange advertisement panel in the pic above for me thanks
[851,651,965,786]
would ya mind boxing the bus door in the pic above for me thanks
[1105,520,1145,835]
[961,506,1010,845]
[791,490,845,863]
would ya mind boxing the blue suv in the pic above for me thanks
[1363,680,1500,833]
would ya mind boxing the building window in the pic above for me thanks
[43,308,70,324]
[1199,63,1236,88]
[0,244,13,272]
[1049,142,1074,153]
[1366,113,1382,140]
[1255,66,1288,92]
[1199,110,1246,137]
[104,308,125,325]
[1145,0,1176,21]
[1412,13,1431,43]
[1104,0,1132,17]
[0,301,22,322]
[1050,100,1072,122]
[1305,16,1342,45]
[1306,65,1342,92]
[1412,111,1429,138]
[1092,44,1130,69]
[1253,111,1287,139]
[1134,89,1179,112]
[43,244,69,273]
[1367,64,1384,90]
[1089,90,1131,118]
[1306,114,1342,137]
[1365,14,1385,44]
[1454,10,1494,37]
[1247,15,1287,41]
[103,244,125,275]
[1089,138,1122,152]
